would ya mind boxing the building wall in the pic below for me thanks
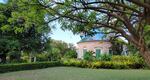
[76,41,112,59]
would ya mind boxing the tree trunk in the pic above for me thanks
[0,53,6,63]
[145,0,150,24]
[29,53,33,62]
[139,46,150,67]
[139,0,150,67]
[33,57,36,62]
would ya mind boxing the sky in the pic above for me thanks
[0,0,7,3]
[0,0,3,3]
[50,23,81,45]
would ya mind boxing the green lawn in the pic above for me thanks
[0,67,150,80]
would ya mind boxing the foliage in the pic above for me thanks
[0,61,61,73]
[62,58,82,67]
[83,51,94,61]
[39,0,150,66]
[49,39,75,55]
[45,39,76,61]
[8,51,22,63]
[47,47,62,61]
[0,37,20,63]
[112,55,144,64]
[36,53,49,62]
[62,54,145,69]
[0,55,146,73]
[100,54,112,61]
[0,0,50,63]
[21,55,29,63]
[64,50,77,58]
[61,57,145,69]
[144,25,150,49]
[112,56,133,62]
[110,38,127,55]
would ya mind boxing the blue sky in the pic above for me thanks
[0,0,7,3]
[50,23,81,45]
[0,0,3,3]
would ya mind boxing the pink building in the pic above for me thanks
[76,40,112,59]
[76,32,113,59]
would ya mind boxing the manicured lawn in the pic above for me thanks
[0,67,150,80]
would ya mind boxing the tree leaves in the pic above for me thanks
[0,0,50,55]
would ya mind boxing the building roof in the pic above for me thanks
[78,32,108,43]
[77,40,109,44]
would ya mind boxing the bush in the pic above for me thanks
[21,56,29,63]
[100,54,112,61]
[0,55,145,73]
[47,51,62,61]
[36,53,48,62]
[61,58,144,69]
[112,56,132,62]
[83,51,94,61]
[111,61,131,69]
[64,50,77,58]
[91,61,102,68]
[62,58,82,67]
[8,51,22,63]
[0,61,61,73]
[111,55,145,68]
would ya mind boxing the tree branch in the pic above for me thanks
[127,0,150,9]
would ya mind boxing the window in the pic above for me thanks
[109,49,113,55]
[83,48,87,54]
[95,49,101,59]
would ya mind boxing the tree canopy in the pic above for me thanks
[0,0,50,63]
[38,0,150,66]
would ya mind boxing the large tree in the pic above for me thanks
[0,0,50,63]
[38,0,150,66]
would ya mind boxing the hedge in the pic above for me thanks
[0,61,61,73]
[0,58,146,73]
[62,58,145,69]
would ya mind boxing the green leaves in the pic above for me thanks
[0,0,51,56]
[144,25,150,47]
[144,25,150,34]
[14,26,24,34]
[1,25,11,31]
[88,11,97,22]
[0,14,6,22]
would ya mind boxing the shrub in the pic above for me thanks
[83,51,94,61]
[21,56,29,63]
[62,58,82,67]
[0,61,61,73]
[100,54,112,61]
[111,61,131,69]
[8,51,22,63]
[112,56,132,62]
[47,51,62,61]
[80,60,88,68]
[91,61,102,68]
[64,50,77,58]
[69,59,81,67]
[61,58,144,69]
[111,55,145,68]
[100,61,113,69]
[0,56,145,73]
[36,53,48,62]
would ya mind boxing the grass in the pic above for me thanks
[0,67,150,80]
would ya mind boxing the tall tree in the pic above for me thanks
[0,0,50,63]
[39,0,150,66]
